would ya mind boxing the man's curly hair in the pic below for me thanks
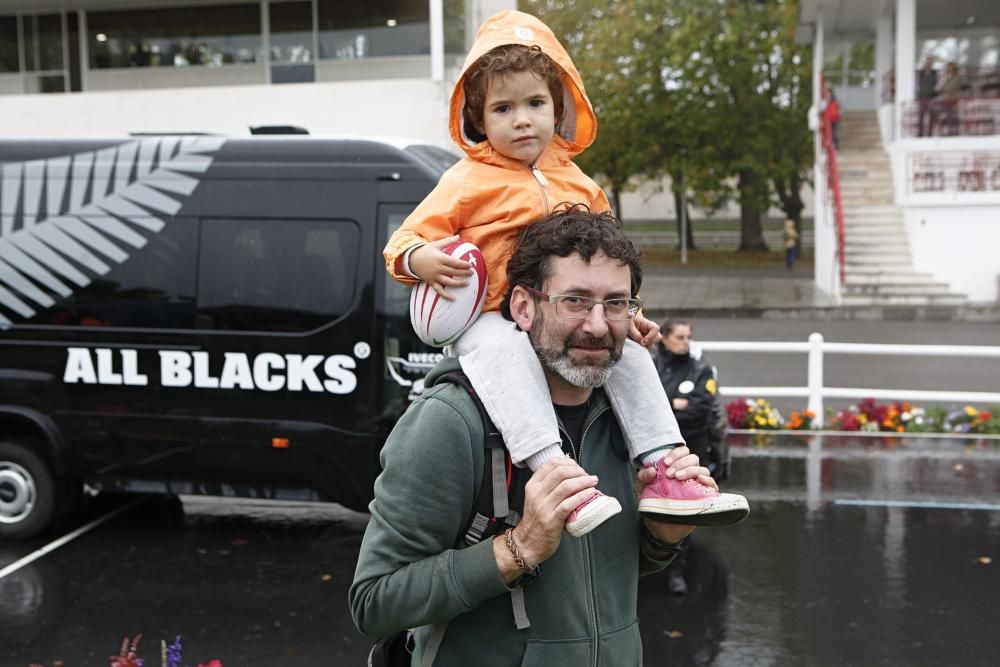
[500,205,643,320]
[463,44,566,143]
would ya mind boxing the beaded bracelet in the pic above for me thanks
[504,527,538,574]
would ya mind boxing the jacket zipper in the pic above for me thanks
[529,165,550,214]
[560,404,611,667]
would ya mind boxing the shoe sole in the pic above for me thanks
[639,493,750,527]
[565,496,623,538]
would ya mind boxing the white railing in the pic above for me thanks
[701,333,1000,427]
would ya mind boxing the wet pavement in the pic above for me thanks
[1,434,998,666]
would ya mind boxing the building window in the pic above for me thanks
[0,16,18,72]
[87,4,261,69]
[317,0,429,60]
[270,0,315,84]
[23,13,64,73]
[443,0,465,55]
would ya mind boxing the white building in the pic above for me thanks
[0,0,520,145]
[799,0,1000,305]
[0,0,812,231]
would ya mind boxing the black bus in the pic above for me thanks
[0,136,452,539]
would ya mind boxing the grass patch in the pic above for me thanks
[623,216,815,232]
[640,247,815,270]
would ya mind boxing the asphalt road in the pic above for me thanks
[2,434,998,666]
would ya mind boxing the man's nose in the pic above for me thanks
[580,303,609,337]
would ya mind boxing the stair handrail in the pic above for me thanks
[819,81,846,286]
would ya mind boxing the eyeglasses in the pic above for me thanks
[521,286,642,321]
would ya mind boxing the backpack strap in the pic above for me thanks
[420,369,534,665]
[435,370,516,546]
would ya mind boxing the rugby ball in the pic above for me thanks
[409,241,488,347]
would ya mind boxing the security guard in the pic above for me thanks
[652,318,720,596]
[653,319,718,467]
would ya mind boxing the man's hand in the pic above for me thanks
[493,457,597,584]
[634,446,717,546]
[629,315,661,349]
[409,235,475,300]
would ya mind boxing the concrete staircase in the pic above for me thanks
[835,111,967,306]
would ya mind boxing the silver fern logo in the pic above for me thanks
[0,136,225,328]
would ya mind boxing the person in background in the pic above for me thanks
[823,85,841,150]
[917,56,938,137]
[783,218,799,271]
[931,62,963,135]
[653,319,720,595]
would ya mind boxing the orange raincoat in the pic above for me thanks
[382,10,611,312]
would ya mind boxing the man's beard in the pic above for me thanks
[528,312,624,388]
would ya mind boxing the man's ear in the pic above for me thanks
[509,285,536,332]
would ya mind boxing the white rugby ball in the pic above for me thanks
[409,241,488,347]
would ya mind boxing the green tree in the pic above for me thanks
[668,0,812,250]
[524,0,812,250]
[524,1,654,222]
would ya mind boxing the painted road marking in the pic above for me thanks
[0,498,144,580]
[835,499,1000,511]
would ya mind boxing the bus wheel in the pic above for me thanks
[0,442,59,540]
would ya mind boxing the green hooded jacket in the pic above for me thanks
[349,358,672,666]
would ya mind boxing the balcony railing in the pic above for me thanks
[900,97,1000,138]
[907,150,1000,195]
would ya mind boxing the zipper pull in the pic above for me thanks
[531,167,549,187]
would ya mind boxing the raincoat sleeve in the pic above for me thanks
[383,165,470,285]
[349,391,511,638]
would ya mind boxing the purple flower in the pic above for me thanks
[167,636,183,667]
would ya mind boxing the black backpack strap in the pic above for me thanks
[435,370,520,547]
[435,369,537,634]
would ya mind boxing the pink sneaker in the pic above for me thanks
[639,459,749,527]
[565,491,622,537]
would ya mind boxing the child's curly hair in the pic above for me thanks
[462,44,566,142]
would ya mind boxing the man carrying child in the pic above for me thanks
[382,9,747,537]
[352,208,716,664]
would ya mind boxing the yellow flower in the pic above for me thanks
[767,418,777,426]
[965,406,978,416]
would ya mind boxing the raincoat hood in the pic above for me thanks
[450,10,598,159]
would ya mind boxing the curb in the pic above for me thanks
[644,304,1000,322]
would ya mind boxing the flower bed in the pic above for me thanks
[28,635,221,667]
[725,398,1000,435]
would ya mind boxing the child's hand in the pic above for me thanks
[409,235,475,300]
[629,315,661,349]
